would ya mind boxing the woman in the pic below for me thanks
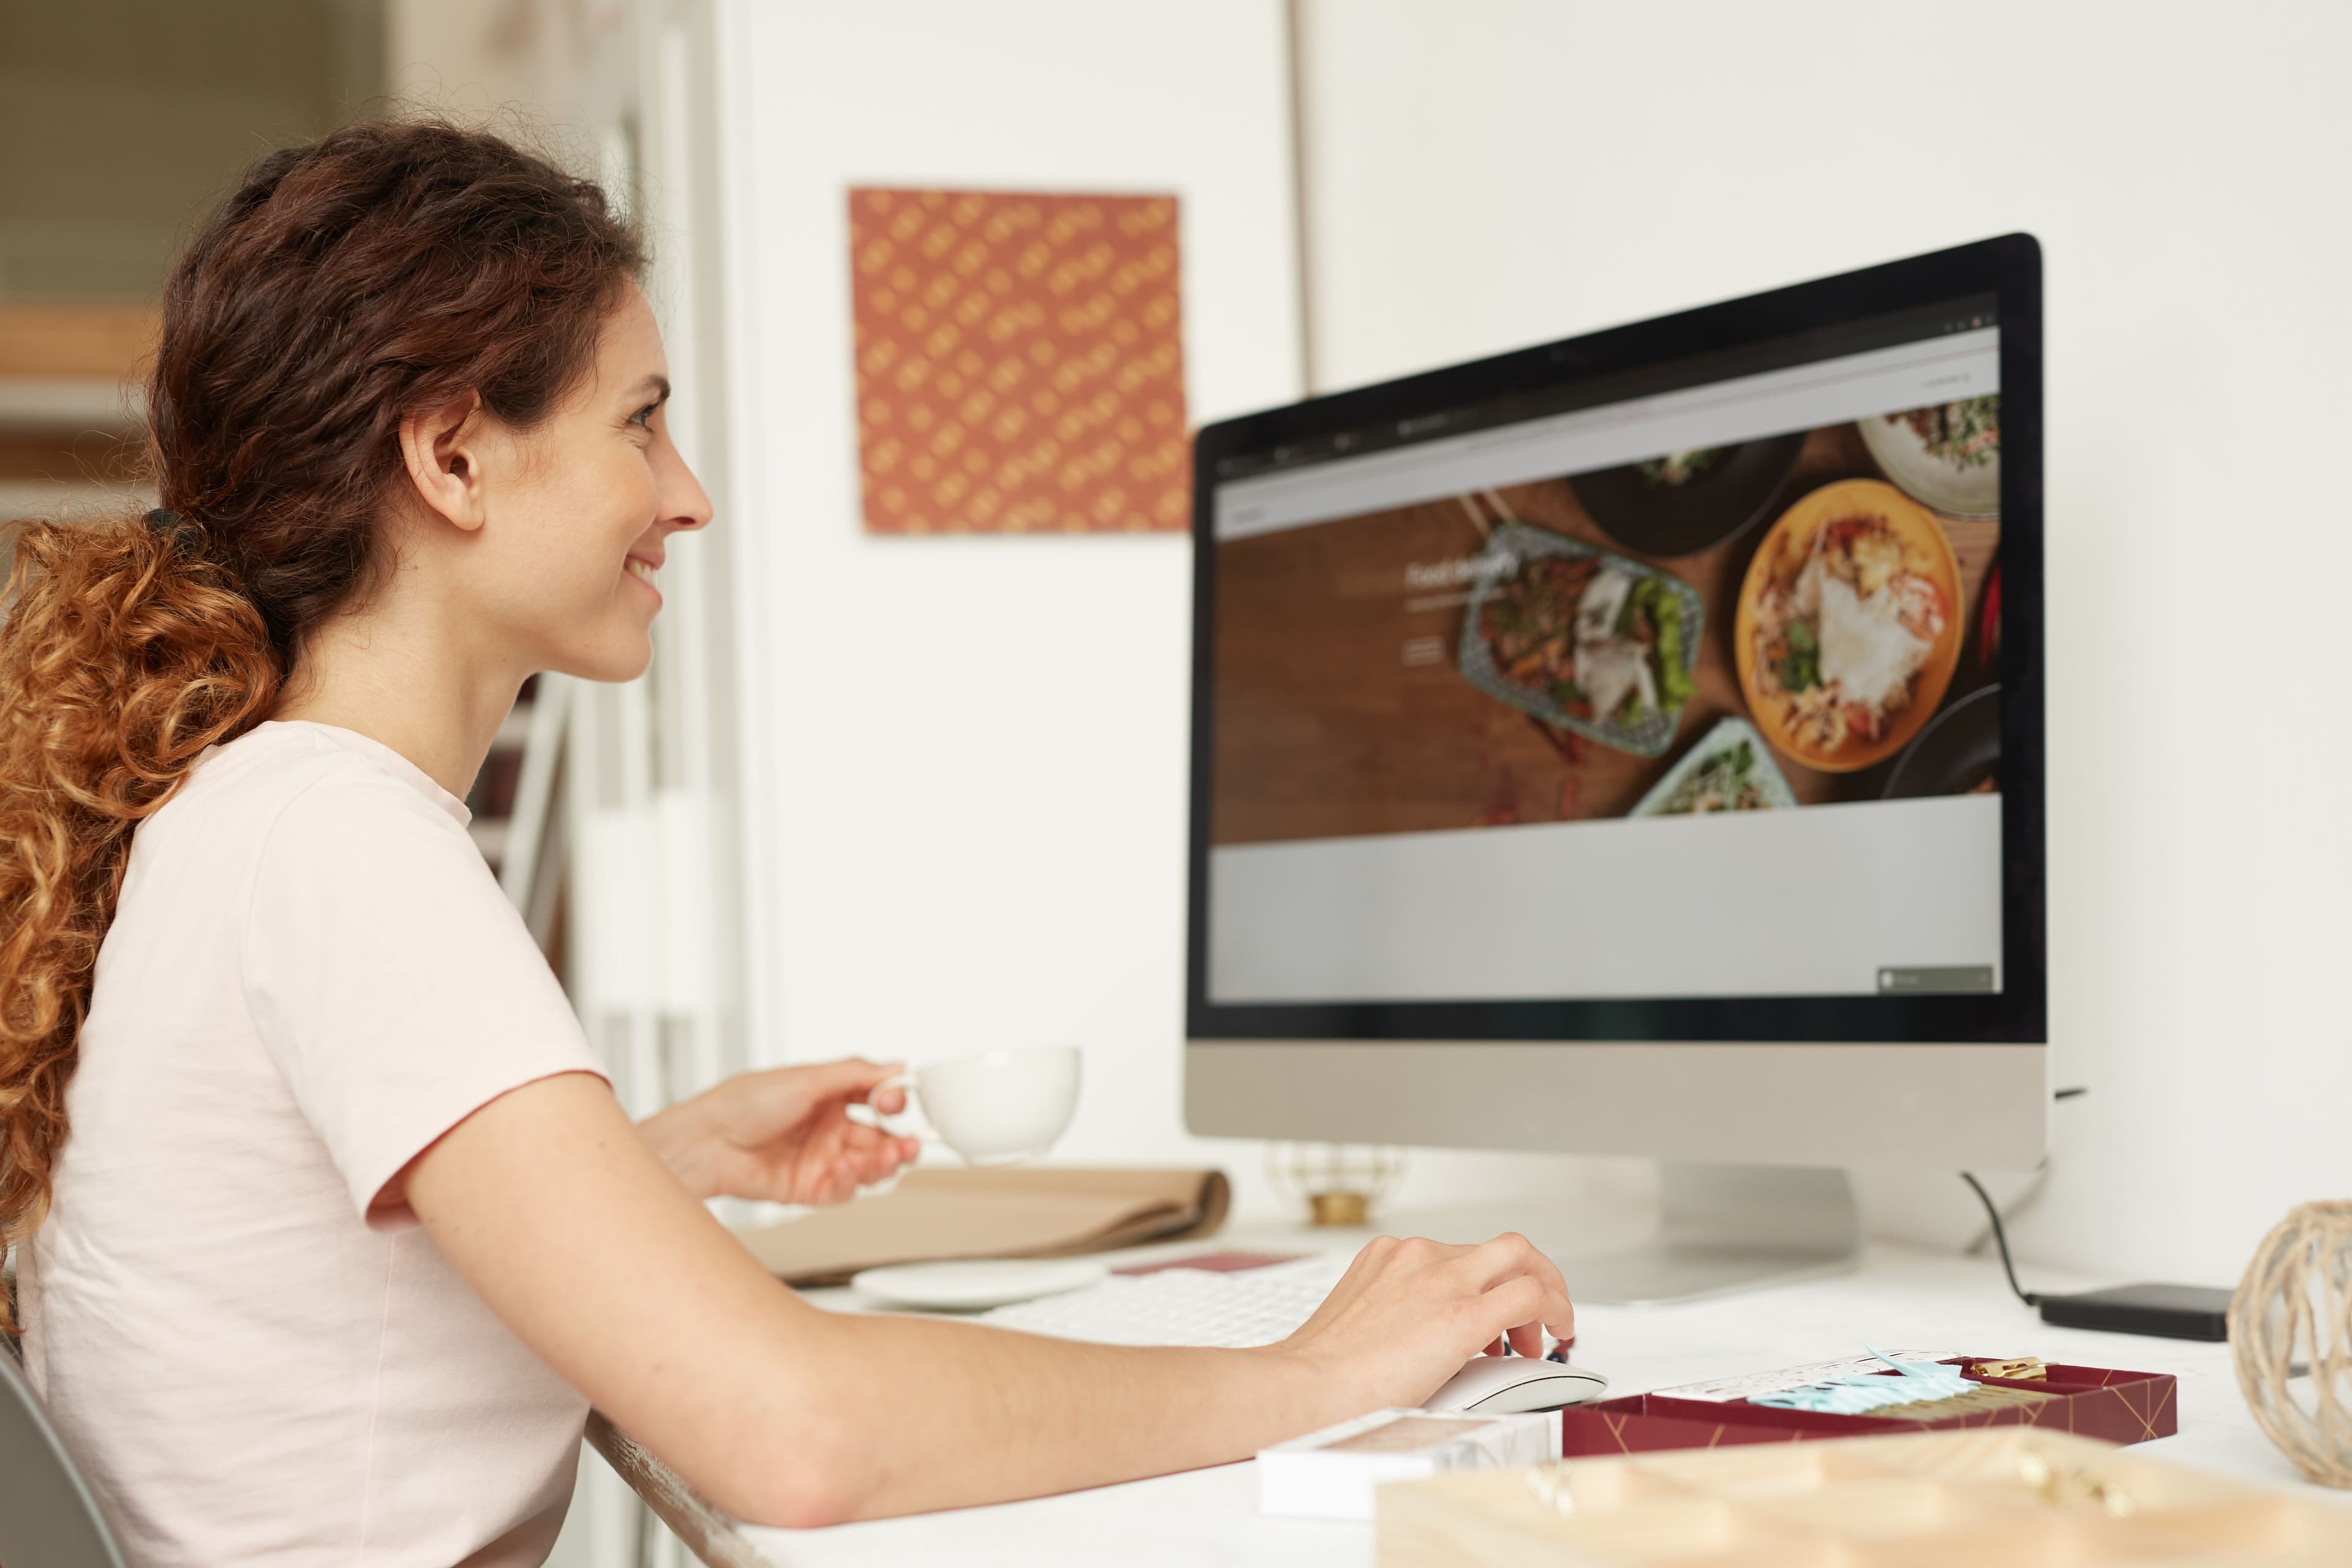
[0,121,1571,1564]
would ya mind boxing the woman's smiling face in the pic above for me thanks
[470,284,714,682]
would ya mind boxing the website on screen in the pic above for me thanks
[1206,304,2007,1005]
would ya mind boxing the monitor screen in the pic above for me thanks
[1201,291,2013,1014]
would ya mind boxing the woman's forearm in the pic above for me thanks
[755,1227,1570,1524]
[610,1116,1345,1518]
[769,1313,1338,1525]
[634,1060,917,1207]
[421,1075,1303,1526]
[413,1074,1567,1531]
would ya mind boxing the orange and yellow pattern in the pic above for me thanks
[848,188,1188,535]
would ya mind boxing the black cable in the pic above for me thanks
[1960,1171,2040,1306]
[1959,1087,2086,1303]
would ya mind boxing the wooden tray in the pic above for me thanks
[1561,1357,2176,1457]
[1378,1427,2352,1566]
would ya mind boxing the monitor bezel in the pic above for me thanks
[1185,233,2044,1046]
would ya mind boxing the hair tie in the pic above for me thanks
[145,508,205,556]
[143,507,253,599]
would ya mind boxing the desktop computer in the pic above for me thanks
[1185,235,2046,1304]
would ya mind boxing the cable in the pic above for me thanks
[1960,1171,2040,1307]
[1960,1085,2087,1302]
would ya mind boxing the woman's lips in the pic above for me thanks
[624,555,662,603]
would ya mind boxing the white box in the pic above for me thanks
[1256,1407,1562,1520]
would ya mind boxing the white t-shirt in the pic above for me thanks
[21,720,609,1566]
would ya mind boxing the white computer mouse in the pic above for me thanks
[1425,1355,1610,1414]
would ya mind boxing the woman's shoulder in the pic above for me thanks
[108,725,495,1002]
[177,720,472,835]
[140,722,483,900]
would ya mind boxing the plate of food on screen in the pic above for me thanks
[1857,394,2001,518]
[1458,523,1702,757]
[1882,684,2001,800]
[1567,431,1806,558]
[1735,480,1964,774]
[1631,717,1800,816]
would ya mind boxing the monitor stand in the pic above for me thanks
[1414,1163,1861,1308]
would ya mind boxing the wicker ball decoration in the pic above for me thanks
[2230,1199,2352,1488]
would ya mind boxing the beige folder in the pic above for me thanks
[734,1166,1231,1286]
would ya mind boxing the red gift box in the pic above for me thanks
[1559,1359,2177,1458]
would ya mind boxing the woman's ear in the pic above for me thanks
[397,393,490,533]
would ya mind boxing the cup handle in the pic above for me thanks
[846,1072,936,1145]
[842,1073,936,1196]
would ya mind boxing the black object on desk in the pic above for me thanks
[2037,1283,2232,1342]
[1963,1170,2233,1341]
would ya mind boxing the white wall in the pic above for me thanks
[718,0,2352,1276]
[719,0,1310,1201]
[1293,0,2352,1284]
[722,0,1689,1226]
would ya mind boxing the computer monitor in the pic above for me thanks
[1185,235,2046,1302]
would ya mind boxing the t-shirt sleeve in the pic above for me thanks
[243,763,609,1228]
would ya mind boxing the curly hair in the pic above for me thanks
[0,120,643,1332]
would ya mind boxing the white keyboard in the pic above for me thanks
[978,1256,1348,1348]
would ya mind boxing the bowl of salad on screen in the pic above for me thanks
[1735,480,1964,774]
[1458,523,1702,757]
[1857,394,2001,518]
[1631,717,1799,816]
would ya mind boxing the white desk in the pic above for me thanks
[601,1229,2342,1566]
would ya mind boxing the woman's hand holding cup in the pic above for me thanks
[637,1057,923,1205]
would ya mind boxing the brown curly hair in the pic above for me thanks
[0,121,643,1332]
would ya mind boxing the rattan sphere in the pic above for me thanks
[2230,1199,2352,1488]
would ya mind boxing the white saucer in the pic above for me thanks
[849,1258,1109,1311]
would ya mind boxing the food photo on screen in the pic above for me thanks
[1202,296,2013,1003]
[1208,396,2003,850]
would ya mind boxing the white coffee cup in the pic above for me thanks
[865,1046,1081,1166]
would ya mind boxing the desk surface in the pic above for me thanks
[644,1227,2336,1567]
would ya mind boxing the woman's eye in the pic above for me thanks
[628,404,658,431]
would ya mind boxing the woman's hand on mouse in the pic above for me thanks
[636,1057,922,1205]
[1276,1233,1575,1415]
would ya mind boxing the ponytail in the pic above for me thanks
[0,512,277,1329]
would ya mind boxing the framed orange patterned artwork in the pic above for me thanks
[847,187,1188,534]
